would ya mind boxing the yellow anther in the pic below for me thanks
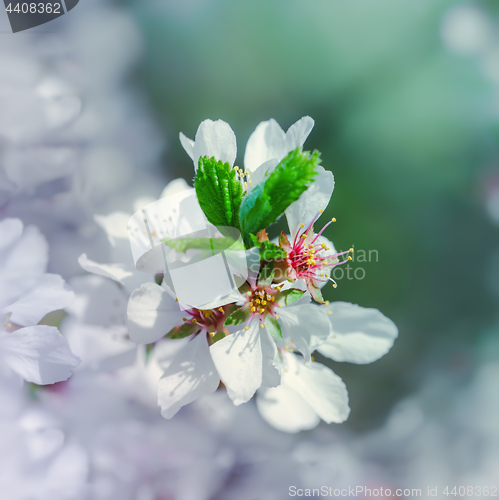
[218,307,224,312]
[347,256,352,261]
[244,181,248,187]
[274,315,279,319]
[301,234,307,239]
[278,304,283,308]
[251,307,256,312]
[260,323,264,329]
[261,300,266,305]
[349,248,354,253]
[182,318,187,322]
[328,310,333,315]
[259,308,265,314]
[175,298,179,302]
[192,319,197,323]
[325,300,330,305]
[332,218,336,222]
[244,326,249,331]
[300,224,305,228]
[210,332,215,336]
[320,209,323,213]
[333,283,337,288]
[255,299,260,304]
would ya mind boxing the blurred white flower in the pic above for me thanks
[441,6,492,56]
[0,218,79,385]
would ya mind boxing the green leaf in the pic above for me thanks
[211,331,226,343]
[265,315,282,341]
[195,156,243,229]
[240,183,271,247]
[249,234,287,261]
[224,306,251,326]
[166,322,199,339]
[240,147,320,245]
[275,288,305,307]
[161,236,244,253]
[258,260,275,287]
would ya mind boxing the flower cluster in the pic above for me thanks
[121,117,398,432]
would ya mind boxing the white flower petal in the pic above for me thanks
[247,158,278,191]
[94,211,131,243]
[0,325,80,385]
[244,118,287,173]
[78,253,147,294]
[317,302,398,364]
[210,321,264,405]
[191,119,237,171]
[261,327,281,388]
[160,177,191,198]
[63,318,136,373]
[78,253,133,283]
[66,275,127,326]
[0,224,48,309]
[278,304,331,361]
[127,282,184,344]
[158,333,220,419]
[179,132,195,161]
[256,385,320,433]
[283,354,350,424]
[5,274,74,326]
[285,165,334,237]
[0,218,23,253]
[285,116,315,150]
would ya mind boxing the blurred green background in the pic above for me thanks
[123,0,499,430]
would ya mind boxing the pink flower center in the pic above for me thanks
[288,212,352,287]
